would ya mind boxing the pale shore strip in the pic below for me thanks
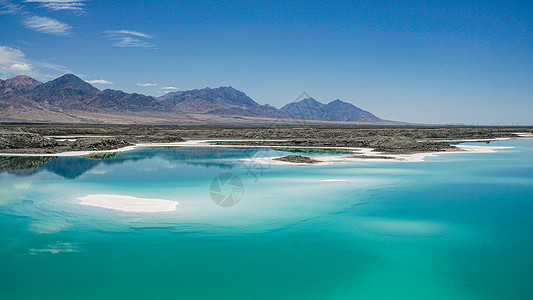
[0,145,138,157]
[45,135,115,139]
[513,132,533,137]
[238,144,513,164]
[431,137,512,143]
[0,137,522,162]
[78,194,179,212]
[321,179,348,182]
[0,140,363,157]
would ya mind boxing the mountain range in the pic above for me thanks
[0,74,390,125]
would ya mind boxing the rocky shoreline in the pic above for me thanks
[273,155,322,164]
[0,125,532,156]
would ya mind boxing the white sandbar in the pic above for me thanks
[321,179,347,182]
[513,132,533,137]
[78,194,179,212]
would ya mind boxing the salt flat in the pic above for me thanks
[78,194,179,212]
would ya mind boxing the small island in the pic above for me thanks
[273,155,322,164]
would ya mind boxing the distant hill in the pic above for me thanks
[159,86,288,118]
[30,74,99,106]
[5,75,42,92]
[280,97,325,120]
[81,89,162,112]
[1,75,42,96]
[281,97,383,123]
[0,73,392,125]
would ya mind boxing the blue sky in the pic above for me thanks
[1,0,532,124]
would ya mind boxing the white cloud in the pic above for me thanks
[10,62,33,71]
[87,79,113,84]
[0,45,69,79]
[162,86,180,91]
[104,30,156,48]
[23,15,71,35]
[0,45,33,76]
[24,0,86,12]
[137,83,157,87]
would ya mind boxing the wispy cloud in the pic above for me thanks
[104,30,156,48]
[33,61,69,73]
[0,0,23,14]
[162,86,180,91]
[23,15,71,35]
[87,79,113,84]
[1,0,74,35]
[111,30,152,39]
[0,45,68,79]
[137,83,157,87]
[24,0,86,12]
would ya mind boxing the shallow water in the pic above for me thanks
[1,140,532,299]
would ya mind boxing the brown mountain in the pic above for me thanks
[80,89,162,112]
[1,75,42,96]
[30,73,100,106]
[0,73,390,124]
[281,98,383,122]
[5,75,42,92]
[280,97,325,120]
[160,86,289,118]
[321,99,382,122]
[0,79,8,96]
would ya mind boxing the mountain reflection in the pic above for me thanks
[0,147,263,179]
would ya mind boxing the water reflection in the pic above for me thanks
[0,147,265,179]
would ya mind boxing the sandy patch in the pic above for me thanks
[513,132,533,138]
[321,179,347,182]
[78,194,179,212]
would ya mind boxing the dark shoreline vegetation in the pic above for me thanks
[0,125,532,171]
[273,155,322,164]
[2,125,532,152]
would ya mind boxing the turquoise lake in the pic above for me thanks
[1,139,533,299]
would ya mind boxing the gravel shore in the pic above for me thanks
[0,125,531,155]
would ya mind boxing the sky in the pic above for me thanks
[1,0,532,124]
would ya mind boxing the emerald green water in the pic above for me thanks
[1,140,532,299]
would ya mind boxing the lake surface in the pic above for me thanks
[1,139,532,299]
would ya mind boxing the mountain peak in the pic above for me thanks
[30,73,100,105]
[280,97,325,119]
[322,99,382,122]
[54,73,87,83]
[161,85,259,108]
[281,97,383,122]
[299,97,324,106]
[46,73,98,90]
[197,86,241,95]
[328,99,344,105]
[5,75,42,91]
